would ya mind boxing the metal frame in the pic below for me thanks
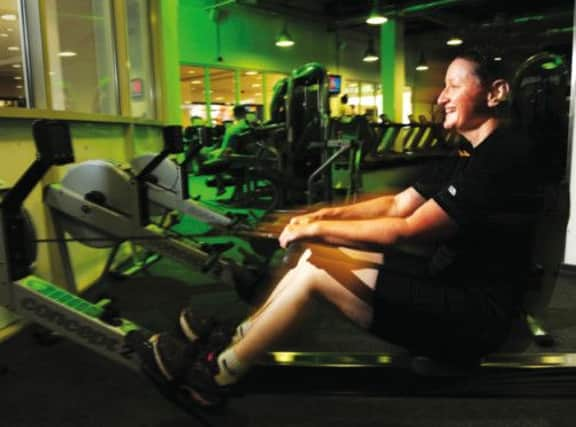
[12,275,141,370]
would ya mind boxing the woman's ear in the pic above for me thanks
[487,79,510,107]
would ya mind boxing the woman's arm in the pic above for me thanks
[279,198,457,249]
[290,187,427,224]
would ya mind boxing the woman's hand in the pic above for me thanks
[289,208,331,225]
[278,222,317,248]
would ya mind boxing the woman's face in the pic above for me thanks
[437,58,489,132]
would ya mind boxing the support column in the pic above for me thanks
[156,0,181,124]
[380,19,405,122]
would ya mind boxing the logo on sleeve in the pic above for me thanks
[448,185,457,196]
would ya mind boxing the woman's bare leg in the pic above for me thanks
[232,246,380,362]
[243,243,383,327]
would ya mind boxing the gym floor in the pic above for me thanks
[2,164,576,426]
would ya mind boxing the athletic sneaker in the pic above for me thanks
[179,307,235,350]
[128,330,228,408]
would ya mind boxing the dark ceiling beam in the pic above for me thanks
[415,10,470,28]
[236,0,331,24]
[329,0,479,29]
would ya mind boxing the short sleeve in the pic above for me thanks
[413,156,465,199]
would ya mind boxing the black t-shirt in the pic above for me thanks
[413,125,547,286]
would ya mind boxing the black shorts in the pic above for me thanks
[369,263,514,360]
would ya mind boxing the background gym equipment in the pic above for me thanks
[0,120,144,370]
[192,63,363,210]
[0,120,219,418]
[43,124,268,300]
[509,51,571,347]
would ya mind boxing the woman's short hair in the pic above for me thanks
[454,49,511,86]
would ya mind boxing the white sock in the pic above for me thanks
[214,347,249,386]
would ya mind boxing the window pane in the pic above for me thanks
[239,69,263,122]
[264,72,287,121]
[125,0,156,119]
[0,0,26,108]
[180,65,206,126]
[343,80,359,115]
[209,67,234,126]
[45,0,118,114]
[375,83,383,120]
[360,82,376,121]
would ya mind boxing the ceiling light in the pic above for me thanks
[7,46,19,51]
[446,36,463,46]
[493,56,503,62]
[276,24,294,47]
[191,80,202,84]
[366,14,388,25]
[363,40,379,62]
[1,14,17,21]
[58,51,77,57]
[366,0,388,25]
[0,33,8,37]
[415,52,429,71]
[12,64,21,68]
[245,70,259,75]
[14,76,22,80]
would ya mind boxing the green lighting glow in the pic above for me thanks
[541,57,563,70]
[513,15,545,24]
[546,26,574,34]
[541,62,558,70]
[25,277,102,317]
[402,0,459,14]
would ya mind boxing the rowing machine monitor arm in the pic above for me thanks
[0,120,74,283]
[1,120,74,212]
[134,125,185,223]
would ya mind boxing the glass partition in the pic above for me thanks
[239,69,263,121]
[178,66,302,124]
[125,0,156,119]
[44,0,118,114]
[209,67,235,126]
[264,72,287,120]
[360,82,376,121]
[343,80,359,116]
[0,0,26,107]
[180,65,206,126]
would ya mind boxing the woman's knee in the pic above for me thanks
[285,259,325,295]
